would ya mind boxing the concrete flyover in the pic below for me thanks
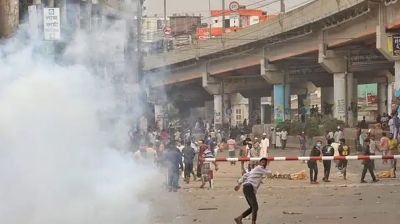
[144,0,400,126]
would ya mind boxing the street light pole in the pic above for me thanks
[163,0,167,52]
[222,0,225,33]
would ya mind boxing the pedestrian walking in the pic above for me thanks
[164,143,184,192]
[240,139,249,175]
[247,142,257,172]
[388,133,398,178]
[182,142,196,184]
[280,128,288,150]
[380,132,390,164]
[299,132,307,157]
[259,133,269,157]
[227,136,237,165]
[360,139,379,183]
[369,135,378,170]
[234,157,272,224]
[307,142,321,184]
[338,138,350,180]
[334,126,344,143]
[321,138,334,182]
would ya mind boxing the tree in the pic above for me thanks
[0,0,19,38]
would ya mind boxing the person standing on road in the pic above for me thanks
[307,143,321,184]
[247,142,257,172]
[338,138,350,180]
[164,143,184,192]
[380,132,390,164]
[360,139,379,183]
[281,128,288,150]
[234,157,272,224]
[182,142,196,184]
[321,138,335,182]
[240,139,250,175]
[260,133,269,157]
[299,132,307,157]
[388,133,398,178]
[227,136,237,165]
[334,126,344,143]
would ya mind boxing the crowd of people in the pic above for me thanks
[130,111,399,190]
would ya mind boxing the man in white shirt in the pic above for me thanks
[234,158,272,224]
[259,133,269,157]
[227,136,237,165]
[334,126,344,143]
[281,129,288,150]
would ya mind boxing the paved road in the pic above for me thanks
[151,148,400,224]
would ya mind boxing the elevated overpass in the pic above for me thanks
[144,0,400,127]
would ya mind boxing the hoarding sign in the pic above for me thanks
[393,34,400,56]
[43,8,61,40]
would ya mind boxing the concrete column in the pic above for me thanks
[204,100,214,123]
[347,74,357,127]
[321,87,334,117]
[388,82,394,114]
[154,104,165,130]
[333,73,347,122]
[213,94,230,126]
[0,0,19,38]
[284,84,291,120]
[214,95,223,126]
[248,97,261,126]
[273,84,290,123]
[333,73,356,125]
[378,82,388,115]
[395,61,400,97]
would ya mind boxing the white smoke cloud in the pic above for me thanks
[0,6,168,223]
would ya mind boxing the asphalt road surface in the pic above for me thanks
[151,148,400,224]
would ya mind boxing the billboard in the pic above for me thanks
[43,8,60,40]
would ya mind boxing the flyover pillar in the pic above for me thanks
[319,45,357,126]
[213,94,230,128]
[331,73,356,125]
[378,82,388,115]
[321,87,334,117]
[154,104,166,131]
[249,97,261,126]
[273,84,291,123]
[395,61,400,99]
[261,59,290,123]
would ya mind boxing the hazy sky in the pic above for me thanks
[144,0,313,19]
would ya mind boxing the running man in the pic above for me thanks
[234,158,272,224]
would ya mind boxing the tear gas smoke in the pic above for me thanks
[0,5,165,224]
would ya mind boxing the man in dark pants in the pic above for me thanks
[182,142,196,183]
[308,145,321,184]
[164,143,183,192]
[338,138,350,180]
[361,139,379,183]
[234,158,272,224]
[321,138,335,182]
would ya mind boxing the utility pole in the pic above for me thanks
[221,0,225,33]
[163,0,167,52]
[208,0,211,39]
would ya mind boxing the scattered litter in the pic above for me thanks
[198,207,218,211]
[283,211,303,215]
[268,170,306,180]
[377,170,395,178]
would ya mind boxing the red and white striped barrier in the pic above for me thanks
[203,155,400,162]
